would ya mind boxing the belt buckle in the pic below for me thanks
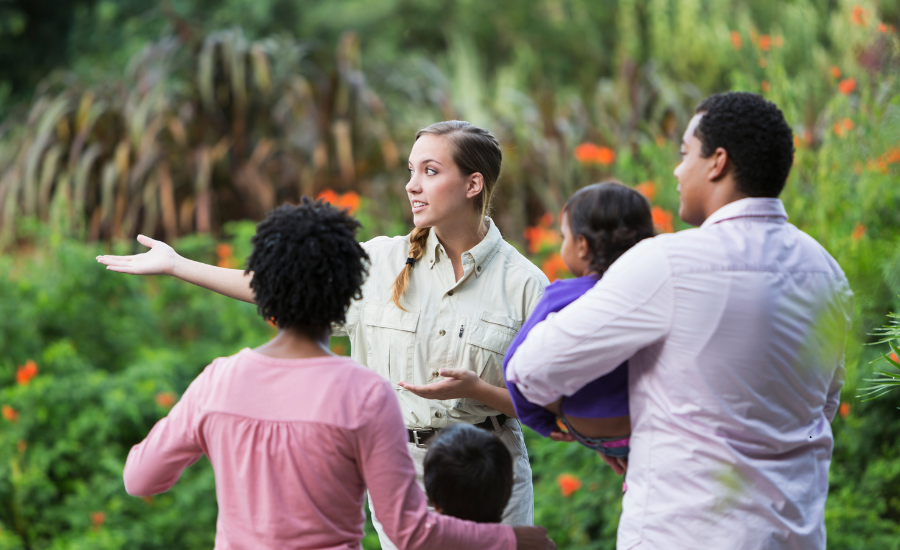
[412,428,434,448]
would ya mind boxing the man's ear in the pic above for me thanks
[709,147,729,181]
[465,172,485,199]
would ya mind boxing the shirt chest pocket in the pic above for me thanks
[363,303,419,384]
[465,312,521,388]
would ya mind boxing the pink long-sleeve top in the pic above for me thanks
[124,348,516,550]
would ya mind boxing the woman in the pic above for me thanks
[98,121,548,549]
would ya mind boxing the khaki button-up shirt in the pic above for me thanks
[334,219,548,429]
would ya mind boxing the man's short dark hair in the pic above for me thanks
[246,197,368,335]
[694,92,794,198]
[423,424,513,523]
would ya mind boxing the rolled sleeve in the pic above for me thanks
[507,239,673,406]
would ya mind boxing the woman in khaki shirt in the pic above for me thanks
[97,121,548,548]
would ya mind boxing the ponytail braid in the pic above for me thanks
[390,226,431,310]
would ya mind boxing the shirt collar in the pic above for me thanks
[700,197,788,229]
[422,218,503,277]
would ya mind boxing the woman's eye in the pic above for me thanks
[426,167,437,176]
[407,168,414,175]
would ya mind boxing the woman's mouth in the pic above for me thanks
[412,200,428,212]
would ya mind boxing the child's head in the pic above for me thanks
[246,197,369,337]
[561,182,655,277]
[423,424,513,523]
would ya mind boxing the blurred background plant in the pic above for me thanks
[2,0,900,548]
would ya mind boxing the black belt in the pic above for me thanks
[407,414,508,448]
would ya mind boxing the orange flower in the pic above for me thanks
[90,511,106,531]
[557,473,582,497]
[833,122,846,137]
[730,31,742,50]
[890,352,899,362]
[216,243,234,268]
[758,58,767,69]
[878,22,888,33]
[803,130,813,145]
[839,402,850,419]
[317,189,360,215]
[851,223,866,241]
[541,253,570,283]
[830,66,841,79]
[759,35,772,51]
[155,392,176,408]
[16,360,38,386]
[793,136,802,149]
[651,206,674,233]
[850,6,868,27]
[267,318,278,329]
[556,418,569,433]
[635,181,656,202]
[842,118,854,131]
[574,143,616,166]
[524,214,560,254]
[838,78,856,95]
[2,405,18,423]
[761,81,770,93]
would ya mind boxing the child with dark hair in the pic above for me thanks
[503,182,655,460]
[122,198,553,550]
[424,424,514,524]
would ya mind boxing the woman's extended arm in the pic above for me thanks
[97,235,256,303]
[398,369,518,418]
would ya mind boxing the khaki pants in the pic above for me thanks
[369,419,534,549]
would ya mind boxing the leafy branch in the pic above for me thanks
[859,312,900,403]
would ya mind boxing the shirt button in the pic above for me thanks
[432,371,440,378]
[435,411,443,418]
[448,290,454,296]
[439,329,446,336]
[476,266,482,272]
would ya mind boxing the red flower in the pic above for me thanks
[557,473,583,497]
[878,22,888,33]
[2,405,18,423]
[759,35,772,51]
[730,31,742,50]
[574,143,616,166]
[830,66,841,79]
[651,206,674,233]
[216,243,234,268]
[16,360,38,386]
[850,6,868,27]
[842,118,854,131]
[852,223,866,241]
[541,253,570,283]
[634,181,656,202]
[90,511,106,531]
[839,402,850,419]
[316,189,360,214]
[838,78,856,96]
[524,214,560,255]
[155,392,176,408]
[761,81,771,93]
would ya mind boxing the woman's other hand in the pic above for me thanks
[513,526,556,550]
[97,235,179,276]
[599,454,628,476]
[548,429,575,443]
[398,368,480,400]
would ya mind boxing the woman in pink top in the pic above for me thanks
[123,199,553,550]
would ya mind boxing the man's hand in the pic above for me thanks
[599,454,628,476]
[548,429,575,443]
[513,526,556,550]
[398,368,481,400]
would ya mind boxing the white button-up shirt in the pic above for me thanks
[335,219,548,429]
[507,198,853,549]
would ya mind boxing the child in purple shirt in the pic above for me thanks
[503,182,655,458]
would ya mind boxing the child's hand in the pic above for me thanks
[599,454,628,476]
[398,368,480,400]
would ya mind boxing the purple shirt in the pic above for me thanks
[503,275,628,437]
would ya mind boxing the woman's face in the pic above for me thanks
[406,134,482,229]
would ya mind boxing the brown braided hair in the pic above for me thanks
[390,121,502,310]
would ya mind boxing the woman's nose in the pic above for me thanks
[406,174,420,194]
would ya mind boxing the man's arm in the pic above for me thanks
[507,239,673,407]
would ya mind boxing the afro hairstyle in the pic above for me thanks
[246,197,368,335]
[694,92,795,198]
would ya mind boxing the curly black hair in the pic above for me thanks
[694,92,795,198]
[246,197,369,335]
[564,182,656,277]
[423,424,513,524]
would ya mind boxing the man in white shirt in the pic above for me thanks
[507,92,853,550]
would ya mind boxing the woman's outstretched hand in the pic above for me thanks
[398,368,480,400]
[513,526,556,550]
[96,235,179,276]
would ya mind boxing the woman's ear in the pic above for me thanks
[465,172,484,200]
